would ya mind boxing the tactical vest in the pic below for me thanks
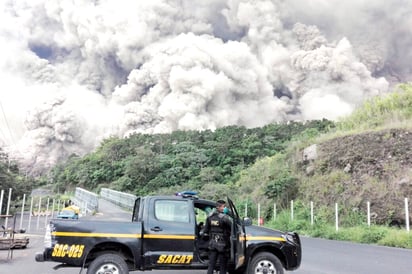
[208,212,230,253]
[209,212,226,236]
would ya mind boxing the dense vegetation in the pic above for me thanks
[47,120,334,198]
[0,148,34,210]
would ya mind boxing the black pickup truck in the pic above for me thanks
[35,194,302,274]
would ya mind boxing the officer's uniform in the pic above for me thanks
[204,210,231,274]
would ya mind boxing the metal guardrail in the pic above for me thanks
[100,188,136,210]
[73,187,99,214]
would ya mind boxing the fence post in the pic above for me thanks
[245,202,248,217]
[19,194,26,230]
[36,197,42,230]
[291,200,294,221]
[257,203,261,226]
[28,196,33,232]
[310,201,314,226]
[44,198,50,228]
[51,199,55,219]
[5,188,12,229]
[335,203,339,231]
[273,203,276,221]
[367,201,371,227]
[0,189,4,215]
[405,198,410,232]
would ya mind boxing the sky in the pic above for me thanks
[0,0,410,174]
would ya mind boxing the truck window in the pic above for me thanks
[155,200,190,223]
[195,206,213,223]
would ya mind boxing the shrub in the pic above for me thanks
[360,226,388,243]
[378,230,412,248]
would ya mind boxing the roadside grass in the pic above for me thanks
[265,212,412,249]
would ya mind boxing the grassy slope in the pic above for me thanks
[236,84,412,248]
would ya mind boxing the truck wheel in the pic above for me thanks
[247,252,284,274]
[87,253,129,274]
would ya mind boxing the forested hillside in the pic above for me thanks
[47,120,334,196]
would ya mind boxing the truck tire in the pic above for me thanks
[247,252,284,274]
[87,253,129,274]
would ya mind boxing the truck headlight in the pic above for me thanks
[283,232,297,244]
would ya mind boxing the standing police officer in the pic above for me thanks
[203,199,232,274]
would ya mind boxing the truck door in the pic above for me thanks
[143,197,196,268]
[228,198,246,270]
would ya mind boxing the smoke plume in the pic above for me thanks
[0,0,409,174]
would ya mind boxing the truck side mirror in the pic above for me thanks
[242,217,252,226]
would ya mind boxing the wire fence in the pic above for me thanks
[0,187,99,233]
[2,187,409,233]
[246,198,410,232]
[79,188,412,232]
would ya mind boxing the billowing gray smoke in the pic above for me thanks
[0,0,409,174]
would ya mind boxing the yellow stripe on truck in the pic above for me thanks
[246,236,286,242]
[52,232,194,240]
[143,234,195,240]
[52,232,141,238]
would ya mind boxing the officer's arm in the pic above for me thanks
[201,218,210,237]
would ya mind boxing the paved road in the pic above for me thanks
[2,199,412,274]
[290,237,412,274]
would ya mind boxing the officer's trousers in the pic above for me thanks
[207,248,228,274]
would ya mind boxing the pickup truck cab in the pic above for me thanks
[35,194,301,274]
